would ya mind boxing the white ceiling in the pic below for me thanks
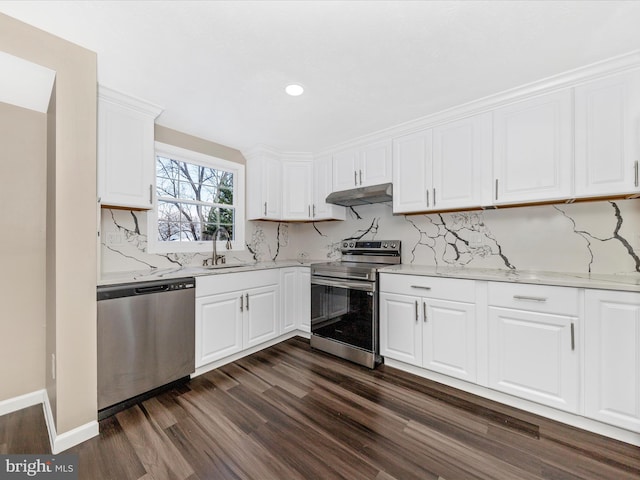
[2,1,640,153]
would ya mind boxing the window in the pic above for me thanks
[148,142,245,253]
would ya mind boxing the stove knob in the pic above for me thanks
[391,243,397,248]
[349,242,355,248]
[343,242,349,248]
[383,243,388,248]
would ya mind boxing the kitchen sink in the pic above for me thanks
[202,264,250,270]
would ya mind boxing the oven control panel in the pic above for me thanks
[341,240,401,253]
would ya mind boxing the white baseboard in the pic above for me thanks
[193,330,308,377]
[42,392,99,454]
[384,358,640,448]
[1,389,98,454]
[0,389,46,417]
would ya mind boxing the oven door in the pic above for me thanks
[310,276,377,353]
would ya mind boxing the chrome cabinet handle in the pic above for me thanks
[571,322,575,351]
[359,169,362,185]
[411,285,431,290]
[245,293,249,310]
[433,188,436,207]
[308,205,311,217]
[495,179,499,201]
[264,202,267,216]
[149,184,153,204]
[313,204,316,217]
[354,171,357,186]
[240,295,244,312]
[513,295,547,302]
[415,300,419,323]
[635,161,639,187]
[423,302,427,322]
[426,189,430,207]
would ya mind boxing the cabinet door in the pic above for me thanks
[244,284,280,348]
[488,306,578,412]
[282,160,312,220]
[493,90,573,204]
[575,69,640,197]
[380,292,421,366]
[392,129,432,213]
[585,290,640,432]
[297,268,311,333]
[313,155,346,220]
[195,292,243,367]
[360,139,392,187]
[333,148,359,192]
[263,156,282,219]
[423,299,476,382]
[432,113,491,210]
[98,94,159,209]
[280,268,298,334]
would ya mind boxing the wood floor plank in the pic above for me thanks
[2,337,638,480]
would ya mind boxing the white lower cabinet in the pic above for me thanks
[280,267,311,334]
[380,275,477,383]
[488,283,579,413]
[196,270,280,367]
[585,289,640,432]
[196,291,244,366]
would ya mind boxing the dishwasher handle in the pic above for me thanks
[135,284,169,295]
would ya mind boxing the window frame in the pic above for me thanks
[148,141,245,254]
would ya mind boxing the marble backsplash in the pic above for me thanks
[100,198,640,276]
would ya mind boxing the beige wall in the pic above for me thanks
[155,124,246,165]
[0,13,97,434]
[0,102,47,400]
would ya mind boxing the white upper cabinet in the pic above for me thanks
[313,155,346,220]
[393,113,491,213]
[392,129,432,213]
[493,90,573,204]
[575,69,640,198]
[98,86,163,209]
[282,159,312,220]
[333,139,392,191]
[360,139,393,186]
[246,148,344,221]
[246,149,282,220]
[432,113,492,210]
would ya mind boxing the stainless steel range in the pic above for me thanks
[310,240,401,368]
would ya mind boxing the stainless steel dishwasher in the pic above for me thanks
[97,277,195,419]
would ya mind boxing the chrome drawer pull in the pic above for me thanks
[411,285,432,290]
[513,295,547,302]
[415,300,419,323]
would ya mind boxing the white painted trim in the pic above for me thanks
[42,392,99,454]
[384,357,640,447]
[1,390,99,454]
[98,84,163,118]
[192,330,308,377]
[0,389,46,417]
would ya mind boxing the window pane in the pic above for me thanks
[155,152,237,245]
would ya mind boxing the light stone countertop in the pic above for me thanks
[98,260,318,286]
[379,264,640,293]
[99,261,640,293]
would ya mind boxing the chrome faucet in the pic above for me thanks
[203,226,232,266]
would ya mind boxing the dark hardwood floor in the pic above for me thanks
[2,337,639,479]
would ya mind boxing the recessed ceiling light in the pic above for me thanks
[285,84,304,96]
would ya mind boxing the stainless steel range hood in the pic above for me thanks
[325,182,393,207]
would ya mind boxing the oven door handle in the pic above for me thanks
[311,277,375,292]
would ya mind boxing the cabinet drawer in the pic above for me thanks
[488,282,579,315]
[380,274,475,303]
[196,269,279,297]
